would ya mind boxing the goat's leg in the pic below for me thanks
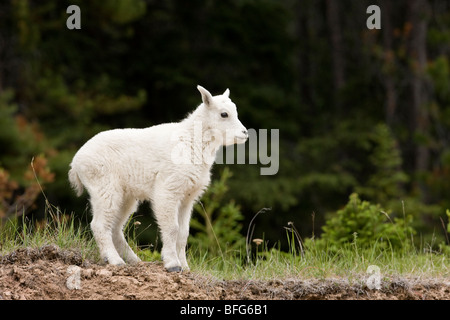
[90,192,125,265]
[177,199,195,271]
[112,198,141,264]
[152,194,182,272]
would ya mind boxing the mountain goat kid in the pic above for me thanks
[68,86,248,272]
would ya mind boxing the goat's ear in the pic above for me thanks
[197,85,213,106]
[223,88,230,98]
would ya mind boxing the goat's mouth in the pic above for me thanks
[235,135,248,143]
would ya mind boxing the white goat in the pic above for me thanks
[68,86,248,272]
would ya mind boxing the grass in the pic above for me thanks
[0,204,99,262]
[187,238,450,282]
[1,203,449,283]
[186,207,450,282]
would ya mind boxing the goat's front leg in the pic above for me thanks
[152,195,182,272]
[177,199,195,271]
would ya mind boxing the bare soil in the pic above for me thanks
[1,245,449,300]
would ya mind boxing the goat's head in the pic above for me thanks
[197,85,248,147]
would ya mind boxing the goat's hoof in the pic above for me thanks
[166,266,182,273]
[105,257,126,266]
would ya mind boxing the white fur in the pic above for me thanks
[68,86,247,271]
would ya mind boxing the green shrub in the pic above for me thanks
[311,193,415,252]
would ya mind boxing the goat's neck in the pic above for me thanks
[182,115,222,167]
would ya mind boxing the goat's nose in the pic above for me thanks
[242,129,248,136]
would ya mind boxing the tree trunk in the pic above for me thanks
[407,0,431,200]
[381,0,397,126]
[325,0,345,113]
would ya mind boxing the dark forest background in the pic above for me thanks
[1,0,450,250]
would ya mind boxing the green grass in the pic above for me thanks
[1,205,449,283]
[186,239,450,281]
[0,203,99,262]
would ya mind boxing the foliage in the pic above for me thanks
[190,167,245,255]
[355,124,409,204]
[0,156,54,221]
[0,91,49,176]
[0,90,54,221]
[310,193,415,252]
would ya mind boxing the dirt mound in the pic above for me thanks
[0,245,217,300]
[1,245,449,300]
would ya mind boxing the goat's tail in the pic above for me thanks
[68,166,84,197]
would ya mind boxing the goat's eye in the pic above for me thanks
[220,112,228,118]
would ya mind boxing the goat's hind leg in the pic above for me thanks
[112,198,141,264]
[90,192,125,265]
